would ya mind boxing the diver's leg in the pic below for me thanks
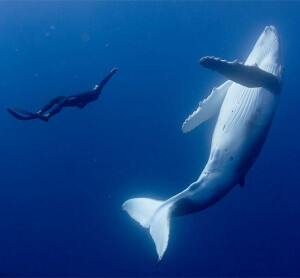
[37,96,66,114]
[92,67,119,98]
[44,99,67,119]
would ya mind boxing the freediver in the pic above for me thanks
[7,67,118,122]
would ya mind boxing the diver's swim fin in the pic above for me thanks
[7,107,48,122]
[8,108,35,120]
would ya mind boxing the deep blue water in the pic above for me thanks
[0,2,299,277]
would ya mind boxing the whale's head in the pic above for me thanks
[246,26,283,85]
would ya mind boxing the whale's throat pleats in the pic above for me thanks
[245,26,282,79]
[224,85,259,129]
[212,84,268,145]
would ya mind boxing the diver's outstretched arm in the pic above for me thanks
[92,67,119,99]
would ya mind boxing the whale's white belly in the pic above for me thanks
[208,82,279,177]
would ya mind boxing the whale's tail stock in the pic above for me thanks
[122,198,173,263]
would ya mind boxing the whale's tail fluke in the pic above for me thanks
[122,198,173,263]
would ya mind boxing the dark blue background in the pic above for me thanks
[0,2,299,276]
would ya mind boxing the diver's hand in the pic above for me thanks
[111,67,119,73]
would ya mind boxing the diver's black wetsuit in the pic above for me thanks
[8,67,118,122]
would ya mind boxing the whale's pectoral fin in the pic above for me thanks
[182,80,232,133]
[199,56,281,93]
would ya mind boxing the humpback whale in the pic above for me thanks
[122,26,283,262]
